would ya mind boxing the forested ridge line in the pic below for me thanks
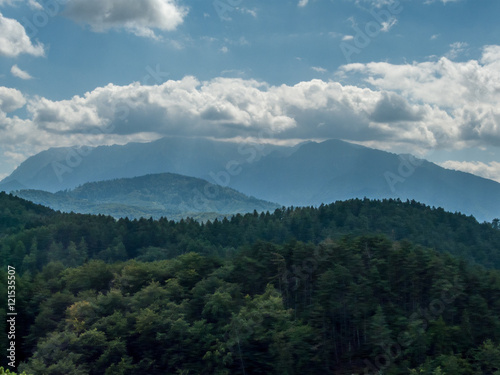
[2,192,500,272]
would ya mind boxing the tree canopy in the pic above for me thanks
[2,193,500,374]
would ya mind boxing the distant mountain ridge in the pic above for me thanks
[0,137,286,193]
[229,139,500,222]
[13,173,280,221]
[2,137,500,222]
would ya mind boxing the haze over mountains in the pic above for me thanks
[2,137,500,222]
[0,137,286,193]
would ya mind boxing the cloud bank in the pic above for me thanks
[1,45,500,175]
[340,45,500,147]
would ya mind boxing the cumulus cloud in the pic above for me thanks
[0,87,26,113]
[0,13,45,57]
[481,45,500,68]
[3,45,500,176]
[298,0,309,7]
[341,51,500,108]
[368,91,424,123]
[0,88,44,173]
[19,76,449,154]
[441,160,500,183]
[26,77,298,138]
[63,0,188,38]
[11,65,33,80]
[340,45,500,147]
[0,86,158,177]
[22,45,500,153]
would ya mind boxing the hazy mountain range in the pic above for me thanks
[2,137,500,222]
[0,137,286,193]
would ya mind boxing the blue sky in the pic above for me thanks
[1,0,500,182]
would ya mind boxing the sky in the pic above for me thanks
[1,0,500,183]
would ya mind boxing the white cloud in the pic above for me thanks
[11,65,33,80]
[446,41,468,59]
[63,0,188,39]
[340,45,500,107]
[220,46,229,53]
[0,87,26,113]
[0,12,44,57]
[481,45,500,68]
[440,160,500,183]
[3,45,500,175]
[342,35,354,41]
[20,76,444,154]
[0,88,44,173]
[298,0,309,7]
[26,77,297,136]
[311,66,327,73]
[340,45,500,148]
[28,0,43,10]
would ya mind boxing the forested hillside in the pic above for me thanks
[1,193,500,374]
[0,193,55,236]
[13,173,279,221]
[7,235,500,374]
[2,192,500,271]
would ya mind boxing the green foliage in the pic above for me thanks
[3,194,500,373]
[0,366,32,375]
[9,236,500,374]
[3,197,500,272]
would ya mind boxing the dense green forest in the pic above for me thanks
[2,191,500,271]
[2,192,500,374]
